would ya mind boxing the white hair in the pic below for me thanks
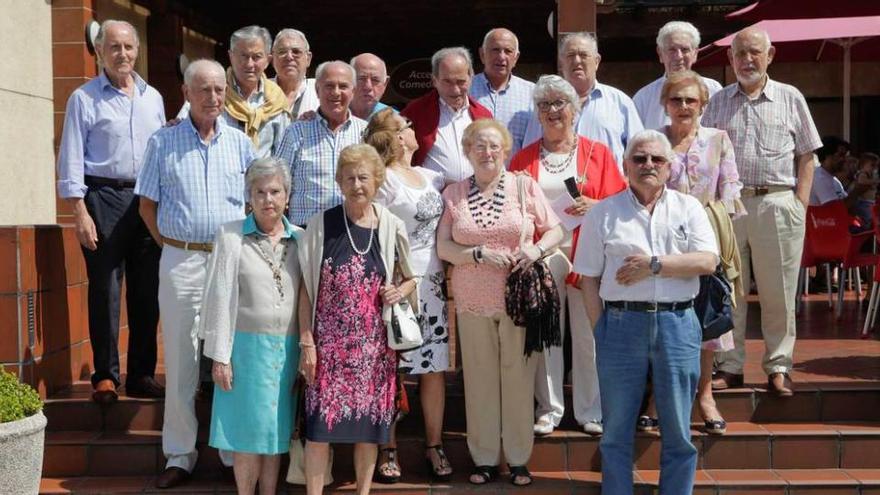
[184,59,225,86]
[559,32,599,58]
[315,60,356,84]
[349,53,388,78]
[245,156,292,199]
[273,28,310,51]
[95,19,139,48]
[624,129,674,162]
[732,27,772,52]
[431,47,474,77]
[229,25,272,53]
[656,21,701,50]
[482,28,520,53]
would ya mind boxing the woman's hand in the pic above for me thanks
[512,244,542,272]
[565,196,599,217]
[299,344,317,386]
[482,247,515,269]
[212,362,233,392]
[381,284,404,305]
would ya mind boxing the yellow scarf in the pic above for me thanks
[224,69,289,147]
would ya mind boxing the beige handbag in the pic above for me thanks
[286,380,333,485]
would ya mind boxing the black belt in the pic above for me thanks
[85,175,136,189]
[605,300,693,312]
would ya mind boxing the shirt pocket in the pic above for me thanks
[756,117,792,158]
[225,170,246,207]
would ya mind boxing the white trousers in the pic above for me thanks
[158,246,210,472]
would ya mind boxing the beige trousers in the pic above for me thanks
[457,311,537,467]
[717,190,805,376]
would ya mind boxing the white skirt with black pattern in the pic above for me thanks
[398,269,449,374]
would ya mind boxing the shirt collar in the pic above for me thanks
[732,75,776,101]
[626,184,668,210]
[242,213,298,239]
[439,96,468,117]
[480,72,512,94]
[232,75,265,101]
[316,109,352,131]
[99,69,148,95]
[184,116,224,142]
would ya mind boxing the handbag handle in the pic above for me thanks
[516,175,530,250]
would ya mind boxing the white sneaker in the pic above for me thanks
[533,417,554,436]
[582,421,603,436]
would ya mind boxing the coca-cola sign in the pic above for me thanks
[389,58,433,101]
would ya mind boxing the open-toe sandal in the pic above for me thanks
[469,465,498,485]
[425,444,453,481]
[509,465,533,487]
[374,447,401,484]
[704,418,728,435]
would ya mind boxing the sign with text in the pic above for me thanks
[389,58,433,101]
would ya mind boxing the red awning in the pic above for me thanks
[726,0,880,21]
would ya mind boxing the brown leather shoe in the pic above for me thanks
[92,379,118,404]
[126,376,165,399]
[711,370,744,390]
[768,372,794,397]
[156,467,190,489]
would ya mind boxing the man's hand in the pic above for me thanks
[212,361,233,391]
[298,110,317,121]
[68,199,98,250]
[615,254,652,286]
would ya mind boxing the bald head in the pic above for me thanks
[96,20,140,82]
[183,59,226,124]
[350,53,389,119]
[479,28,521,88]
[728,27,775,89]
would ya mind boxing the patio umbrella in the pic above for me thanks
[697,16,880,140]
[726,0,879,22]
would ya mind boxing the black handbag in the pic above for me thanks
[694,264,734,341]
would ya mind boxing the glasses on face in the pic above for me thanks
[472,143,503,154]
[537,99,569,112]
[274,47,307,58]
[631,154,669,165]
[398,118,413,132]
[667,96,701,107]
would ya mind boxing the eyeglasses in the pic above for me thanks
[667,96,701,106]
[472,143,503,154]
[631,154,669,165]
[537,99,569,112]
[398,118,413,132]
[273,47,308,58]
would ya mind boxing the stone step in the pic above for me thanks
[39,468,880,494]
[41,421,880,478]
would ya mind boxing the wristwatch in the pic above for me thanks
[650,256,662,275]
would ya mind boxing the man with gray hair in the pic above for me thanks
[272,28,318,120]
[136,59,256,489]
[350,53,394,120]
[632,21,723,130]
[276,60,367,226]
[402,47,492,183]
[702,27,821,397]
[470,28,534,157]
[57,19,165,404]
[523,32,643,169]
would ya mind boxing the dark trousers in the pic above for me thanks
[82,184,160,387]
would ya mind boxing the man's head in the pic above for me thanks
[95,20,139,81]
[656,21,700,74]
[350,53,389,117]
[478,28,520,85]
[817,136,851,174]
[431,47,474,111]
[623,130,674,192]
[728,27,775,88]
[228,25,272,88]
[315,60,356,121]
[183,59,227,124]
[559,32,601,91]
[272,29,312,84]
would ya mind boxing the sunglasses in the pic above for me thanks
[631,154,669,165]
[668,96,701,106]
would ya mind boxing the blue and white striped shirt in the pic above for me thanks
[134,118,256,243]
[275,111,367,225]
[469,73,534,158]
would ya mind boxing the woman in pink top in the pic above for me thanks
[437,120,563,487]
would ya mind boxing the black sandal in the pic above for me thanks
[425,444,452,481]
[469,465,498,485]
[509,465,532,487]
[374,447,400,484]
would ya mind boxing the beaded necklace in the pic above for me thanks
[254,236,288,300]
[468,172,506,228]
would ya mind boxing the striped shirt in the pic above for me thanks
[134,118,255,243]
[470,73,534,157]
[702,78,821,187]
[632,74,723,130]
[275,111,367,225]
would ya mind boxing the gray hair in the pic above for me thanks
[349,53,388,78]
[95,19,139,48]
[559,32,599,58]
[624,129,674,163]
[245,156,292,199]
[184,59,225,86]
[533,75,580,125]
[656,21,701,50]
[229,25,272,53]
[482,28,520,53]
[732,27,772,52]
[431,47,474,77]
[315,60,356,84]
[274,28,310,51]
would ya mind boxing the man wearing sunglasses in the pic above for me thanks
[574,129,718,495]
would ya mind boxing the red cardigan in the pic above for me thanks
[508,136,627,286]
[400,89,493,166]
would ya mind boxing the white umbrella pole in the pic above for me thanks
[843,41,852,141]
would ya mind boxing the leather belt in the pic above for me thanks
[741,185,793,197]
[161,236,213,252]
[84,175,136,189]
[605,300,694,313]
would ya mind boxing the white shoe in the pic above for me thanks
[582,421,603,436]
[533,417,554,436]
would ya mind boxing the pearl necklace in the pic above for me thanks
[343,204,375,255]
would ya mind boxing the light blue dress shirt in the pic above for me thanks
[469,72,534,157]
[275,111,367,226]
[57,71,166,199]
[523,81,643,170]
[134,118,256,243]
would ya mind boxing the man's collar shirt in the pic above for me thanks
[424,98,474,183]
[470,73,534,158]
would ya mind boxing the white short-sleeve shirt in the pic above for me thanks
[809,166,847,206]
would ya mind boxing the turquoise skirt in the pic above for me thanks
[209,331,300,454]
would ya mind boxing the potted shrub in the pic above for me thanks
[0,368,45,495]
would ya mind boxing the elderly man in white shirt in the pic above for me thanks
[632,21,722,130]
[271,28,319,121]
[574,129,718,495]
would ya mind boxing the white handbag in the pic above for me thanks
[387,298,423,351]
[286,440,334,485]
